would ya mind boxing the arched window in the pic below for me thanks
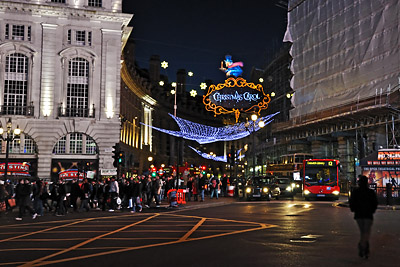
[53,133,97,155]
[0,133,37,154]
[66,58,89,117]
[3,53,28,115]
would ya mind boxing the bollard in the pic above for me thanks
[386,183,393,206]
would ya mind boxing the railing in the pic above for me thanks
[0,105,34,116]
[57,105,95,118]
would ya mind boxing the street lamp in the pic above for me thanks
[0,118,22,181]
[245,114,265,178]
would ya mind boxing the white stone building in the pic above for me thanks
[0,0,132,180]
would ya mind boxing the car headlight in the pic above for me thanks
[263,187,268,193]
[332,190,340,195]
[286,186,292,191]
[304,189,310,195]
[291,183,296,188]
[246,187,251,193]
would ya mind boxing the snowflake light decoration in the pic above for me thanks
[140,112,279,144]
[200,82,207,90]
[190,90,197,97]
[161,61,169,69]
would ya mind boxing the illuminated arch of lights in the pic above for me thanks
[140,112,279,144]
[188,146,227,162]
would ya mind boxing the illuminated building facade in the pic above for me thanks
[0,0,132,180]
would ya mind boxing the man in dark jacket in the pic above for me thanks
[349,175,378,259]
[198,174,206,202]
[15,179,37,221]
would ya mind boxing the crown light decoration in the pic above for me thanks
[140,112,279,144]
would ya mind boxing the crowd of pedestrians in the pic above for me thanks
[0,172,229,221]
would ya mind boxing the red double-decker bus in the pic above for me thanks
[303,159,340,200]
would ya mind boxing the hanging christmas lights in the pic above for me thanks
[140,112,279,144]
[188,146,227,162]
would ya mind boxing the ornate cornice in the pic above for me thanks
[121,62,157,107]
[0,2,132,25]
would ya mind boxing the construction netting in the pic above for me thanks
[284,0,400,118]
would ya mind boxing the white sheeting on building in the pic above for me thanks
[284,0,400,118]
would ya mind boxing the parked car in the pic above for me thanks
[242,176,280,201]
[273,177,295,199]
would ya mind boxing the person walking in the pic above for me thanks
[108,177,119,212]
[198,174,206,202]
[349,175,378,259]
[209,176,220,199]
[15,179,37,221]
[79,178,91,212]
[0,181,9,216]
[32,179,44,216]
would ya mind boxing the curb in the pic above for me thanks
[336,201,399,210]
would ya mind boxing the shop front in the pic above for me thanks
[51,159,98,182]
[360,149,400,203]
[0,160,38,181]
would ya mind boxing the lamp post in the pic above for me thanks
[0,118,22,181]
[245,114,265,178]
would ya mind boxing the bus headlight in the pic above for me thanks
[332,190,340,195]
[246,187,251,193]
[263,187,268,193]
[304,189,310,195]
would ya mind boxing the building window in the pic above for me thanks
[88,0,102,7]
[8,134,21,154]
[86,137,97,154]
[51,0,66,3]
[53,136,66,154]
[53,133,97,154]
[5,24,31,41]
[3,53,28,115]
[70,133,83,154]
[0,134,36,154]
[67,58,89,117]
[76,31,86,46]
[66,29,92,46]
[23,135,36,154]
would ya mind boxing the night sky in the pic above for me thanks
[122,0,288,92]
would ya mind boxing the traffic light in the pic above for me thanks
[151,167,157,177]
[200,165,206,175]
[118,151,125,166]
[228,153,233,165]
[112,143,120,167]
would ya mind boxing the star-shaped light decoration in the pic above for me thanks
[170,89,176,95]
[171,82,177,87]
[188,71,194,77]
[161,61,169,69]
[190,89,197,97]
[159,81,165,86]
[200,82,207,90]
